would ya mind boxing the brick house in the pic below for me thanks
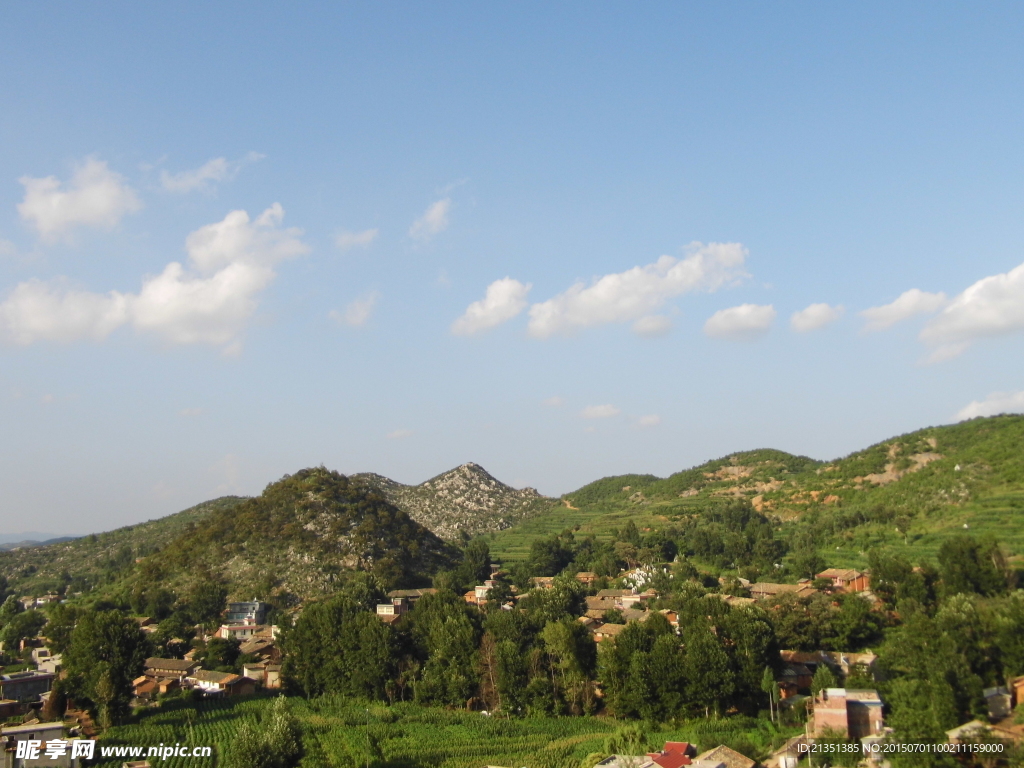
[811,688,884,740]
[815,569,870,593]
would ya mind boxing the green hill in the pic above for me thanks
[131,468,459,604]
[489,415,1024,568]
[0,496,244,597]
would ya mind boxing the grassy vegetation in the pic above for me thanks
[95,695,802,768]
[492,415,1024,569]
[0,497,244,596]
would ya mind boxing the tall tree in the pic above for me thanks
[282,593,397,699]
[683,620,734,717]
[62,610,150,728]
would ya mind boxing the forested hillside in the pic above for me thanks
[0,496,244,597]
[490,415,1024,568]
[129,468,459,605]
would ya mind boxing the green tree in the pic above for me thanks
[62,610,150,728]
[937,535,1007,597]
[41,603,80,654]
[683,620,734,717]
[0,594,23,624]
[761,667,779,723]
[411,590,481,706]
[282,593,397,699]
[0,610,47,650]
[226,697,302,768]
[184,577,229,625]
[811,664,837,696]
[200,637,241,671]
[455,539,491,590]
[541,617,597,714]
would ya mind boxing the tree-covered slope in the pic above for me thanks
[132,468,459,604]
[490,415,1024,566]
[0,496,244,597]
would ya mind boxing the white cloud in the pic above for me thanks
[387,429,413,439]
[582,404,620,419]
[543,396,565,407]
[920,261,1024,361]
[409,198,451,241]
[451,278,531,336]
[0,204,308,350]
[330,291,380,328]
[860,289,948,332]
[0,239,16,258]
[704,303,776,340]
[790,303,844,332]
[956,390,1024,420]
[0,280,129,344]
[638,414,661,428]
[18,157,142,239]
[527,242,749,338]
[631,315,673,338]
[335,229,379,251]
[160,152,264,193]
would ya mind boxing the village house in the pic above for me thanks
[0,671,54,703]
[30,649,61,676]
[238,637,280,663]
[595,755,656,768]
[530,577,555,590]
[386,588,437,604]
[186,670,257,697]
[585,596,618,614]
[692,746,756,768]
[575,572,598,586]
[593,624,627,642]
[780,650,879,681]
[776,663,813,698]
[0,721,88,768]
[214,623,278,642]
[984,686,1012,720]
[223,600,268,625]
[815,569,870,593]
[376,597,410,620]
[645,741,695,768]
[810,688,884,740]
[657,609,679,627]
[143,658,198,681]
[750,582,817,600]
[242,662,282,689]
[132,675,180,702]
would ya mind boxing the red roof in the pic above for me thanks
[648,742,693,768]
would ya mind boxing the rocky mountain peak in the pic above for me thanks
[354,463,550,540]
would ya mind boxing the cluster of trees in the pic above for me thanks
[0,596,47,654]
[281,571,783,721]
[503,501,792,587]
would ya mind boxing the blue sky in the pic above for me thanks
[2,3,1024,534]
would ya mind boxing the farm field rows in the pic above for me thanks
[94,696,801,768]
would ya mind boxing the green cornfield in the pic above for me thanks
[93,695,799,768]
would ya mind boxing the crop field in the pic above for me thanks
[94,695,800,768]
